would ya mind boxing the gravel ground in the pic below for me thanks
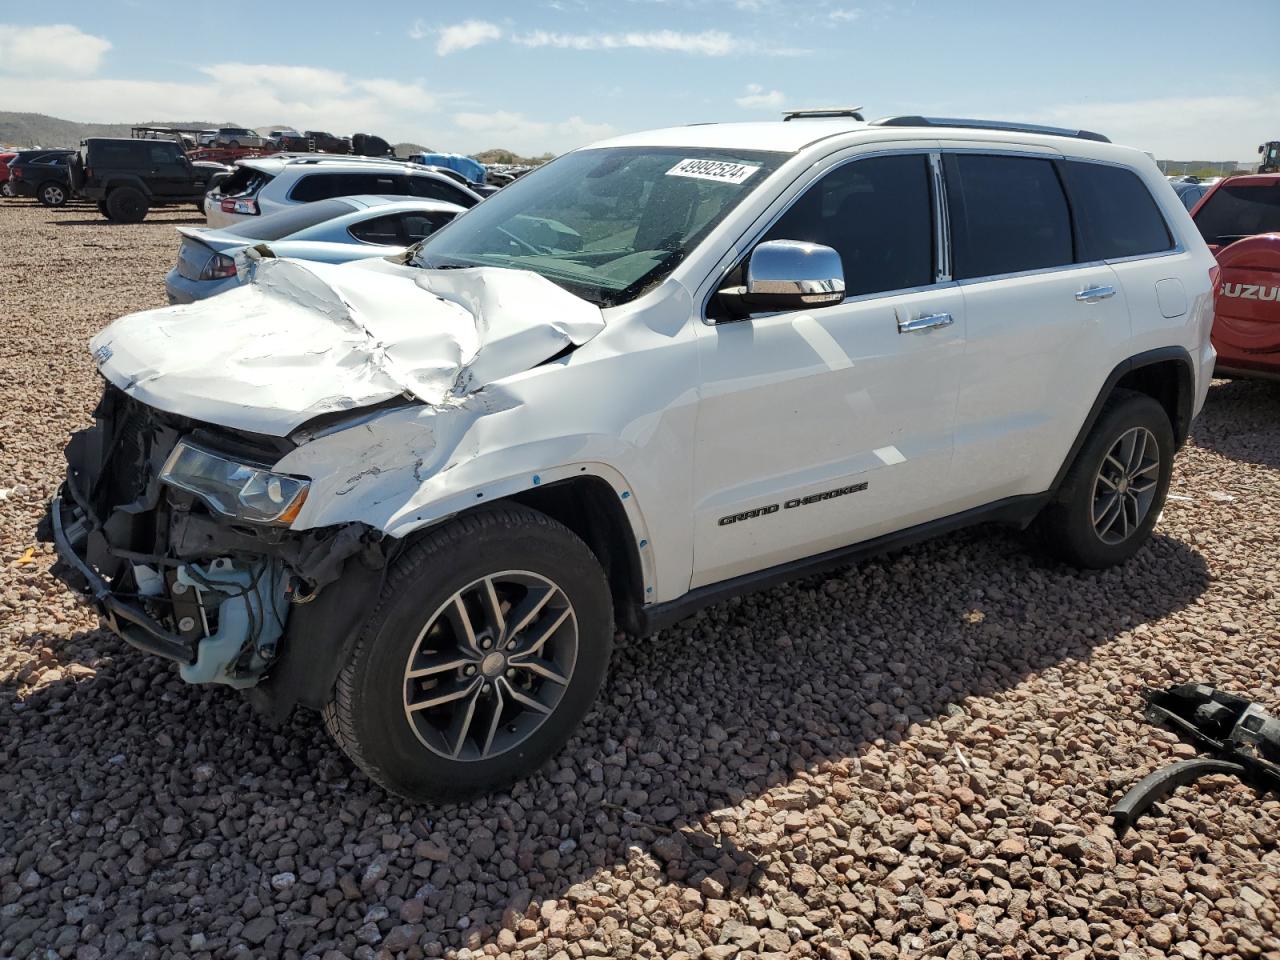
[1,198,1278,960]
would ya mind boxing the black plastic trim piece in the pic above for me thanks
[1111,758,1247,838]
[873,116,1110,143]
[48,495,196,664]
[1047,346,1196,496]
[635,492,1048,635]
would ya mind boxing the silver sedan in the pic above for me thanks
[164,195,464,304]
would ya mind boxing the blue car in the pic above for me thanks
[164,194,464,303]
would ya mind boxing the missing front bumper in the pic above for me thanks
[46,494,197,665]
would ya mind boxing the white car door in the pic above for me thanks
[941,150,1132,508]
[690,151,965,589]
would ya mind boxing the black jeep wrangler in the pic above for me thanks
[69,138,232,223]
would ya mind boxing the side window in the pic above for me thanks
[149,143,179,165]
[348,214,405,245]
[762,154,934,297]
[290,175,335,203]
[408,175,478,208]
[1060,161,1172,260]
[292,173,400,203]
[357,174,409,195]
[944,154,1073,280]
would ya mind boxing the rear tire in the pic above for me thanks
[1034,389,1173,568]
[106,187,148,223]
[38,181,68,207]
[97,199,112,219]
[325,505,614,802]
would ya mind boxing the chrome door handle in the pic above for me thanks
[897,312,954,334]
[1075,285,1117,302]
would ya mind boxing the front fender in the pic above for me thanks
[272,392,660,596]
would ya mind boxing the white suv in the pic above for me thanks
[45,113,1216,802]
[203,154,483,228]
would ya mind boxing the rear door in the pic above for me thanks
[691,150,965,588]
[943,150,1131,507]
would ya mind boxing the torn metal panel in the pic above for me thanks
[90,257,604,437]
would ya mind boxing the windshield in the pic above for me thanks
[1194,182,1280,245]
[411,146,788,306]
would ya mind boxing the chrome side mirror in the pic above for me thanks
[718,240,845,317]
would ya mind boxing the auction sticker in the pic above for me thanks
[667,158,761,185]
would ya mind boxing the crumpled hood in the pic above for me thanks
[90,257,604,436]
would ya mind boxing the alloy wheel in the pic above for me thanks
[402,571,577,761]
[1091,426,1160,545]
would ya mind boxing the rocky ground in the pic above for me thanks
[0,198,1277,960]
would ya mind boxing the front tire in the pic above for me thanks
[325,505,614,802]
[1034,389,1174,568]
[38,181,68,207]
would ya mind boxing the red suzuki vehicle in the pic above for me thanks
[1191,174,1280,380]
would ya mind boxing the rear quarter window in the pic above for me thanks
[227,198,353,241]
[290,172,408,203]
[1060,161,1172,260]
[408,175,478,208]
[90,142,148,167]
[944,154,1073,280]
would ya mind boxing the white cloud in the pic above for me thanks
[452,111,615,154]
[829,7,861,20]
[1034,93,1280,163]
[735,83,785,110]
[434,20,503,56]
[408,18,429,40]
[0,64,440,143]
[0,24,110,75]
[513,28,741,56]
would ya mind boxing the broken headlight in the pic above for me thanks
[160,441,309,526]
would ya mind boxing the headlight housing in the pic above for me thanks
[160,441,309,526]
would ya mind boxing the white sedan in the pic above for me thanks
[165,195,463,304]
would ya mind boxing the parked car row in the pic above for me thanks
[166,194,463,302]
[203,154,484,227]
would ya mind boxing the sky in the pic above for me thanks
[1,0,1277,160]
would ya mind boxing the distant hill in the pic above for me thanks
[0,112,233,148]
[473,148,555,166]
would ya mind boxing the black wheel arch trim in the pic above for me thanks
[1048,345,1196,498]
[103,176,154,198]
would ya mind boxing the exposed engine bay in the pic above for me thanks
[41,384,381,690]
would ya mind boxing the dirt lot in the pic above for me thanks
[1,198,1278,960]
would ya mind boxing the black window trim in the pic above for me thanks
[940,147,1184,285]
[699,145,1185,323]
[1055,155,1178,266]
[346,212,409,246]
[943,149,1080,285]
[701,147,953,324]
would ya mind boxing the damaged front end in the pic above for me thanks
[39,384,381,693]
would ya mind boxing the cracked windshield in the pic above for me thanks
[413,146,787,304]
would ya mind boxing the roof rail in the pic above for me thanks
[871,116,1110,143]
[782,107,865,122]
